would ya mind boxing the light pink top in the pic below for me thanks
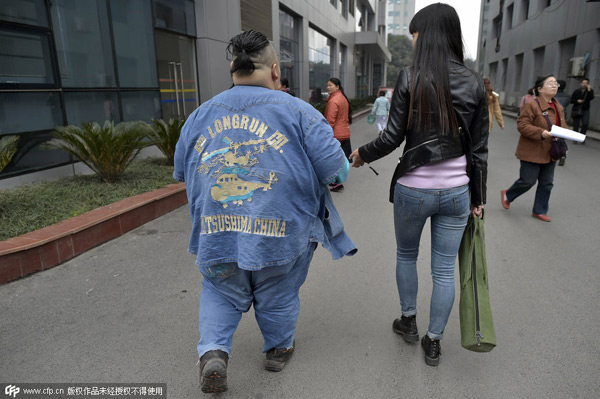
[397,155,469,189]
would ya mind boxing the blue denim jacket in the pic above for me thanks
[174,86,357,270]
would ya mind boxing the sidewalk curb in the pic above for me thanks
[0,183,187,285]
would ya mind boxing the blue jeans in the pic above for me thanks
[197,243,316,358]
[393,183,470,340]
[506,160,556,215]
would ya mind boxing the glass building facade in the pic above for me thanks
[308,27,333,104]
[1,0,391,184]
[0,0,197,178]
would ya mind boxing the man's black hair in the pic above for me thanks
[227,30,271,76]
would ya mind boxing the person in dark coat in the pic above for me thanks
[570,77,595,143]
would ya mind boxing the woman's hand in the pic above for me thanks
[471,204,484,217]
[349,149,364,167]
[542,130,553,139]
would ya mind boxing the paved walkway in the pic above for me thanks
[1,114,599,399]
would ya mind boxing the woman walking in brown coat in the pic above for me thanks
[501,75,565,222]
[484,78,504,132]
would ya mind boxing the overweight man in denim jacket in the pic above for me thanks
[173,30,356,394]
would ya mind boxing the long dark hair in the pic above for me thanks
[328,78,352,124]
[227,29,271,76]
[408,3,464,134]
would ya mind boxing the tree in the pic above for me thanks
[44,121,151,183]
[386,34,413,87]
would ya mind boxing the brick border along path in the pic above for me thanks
[0,183,187,285]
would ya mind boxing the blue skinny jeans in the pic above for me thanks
[393,183,470,340]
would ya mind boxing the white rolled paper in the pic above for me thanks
[550,125,586,142]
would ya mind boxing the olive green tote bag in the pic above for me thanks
[458,213,497,352]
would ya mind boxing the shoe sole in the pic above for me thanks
[532,214,551,222]
[265,359,287,372]
[200,359,227,393]
[424,355,440,367]
[393,325,419,343]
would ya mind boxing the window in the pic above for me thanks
[355,5,363,31]
[520,0,529,22]
[488,62,498,86]
[533,46,545,78]
[64,92,120,125]
[339,0,347,18]
[0,27,56,87]
[110,0,158,88]
[0,0,48,26]
[493,15,502,38]
[339,44,347,87]
[0,92,63,133]
[279,9,299,95]
[501,58,508,90]
[153,0,196,36]
[514,53,523,91]
[506,4,513,30]
[50,0,116,88]
[308,27,333,103]
[121,91,161,122]
[558,37,576,80]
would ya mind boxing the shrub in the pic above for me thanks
[44,121,150,183]
[0,135,19,172]
[146,118,185,165]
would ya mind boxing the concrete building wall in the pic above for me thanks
[194,0,241,103]
[479,0,600,128]
[278,0,359,99]
[387,0,415,38]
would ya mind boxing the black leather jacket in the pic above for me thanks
[358,61,489,205]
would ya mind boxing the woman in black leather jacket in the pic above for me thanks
[349,3,489,367]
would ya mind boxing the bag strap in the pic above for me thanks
[535,99,553,131]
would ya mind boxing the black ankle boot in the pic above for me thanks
[421,335,441,366]
[392,315,419,343]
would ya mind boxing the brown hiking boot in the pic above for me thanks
[265,341,295,372]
